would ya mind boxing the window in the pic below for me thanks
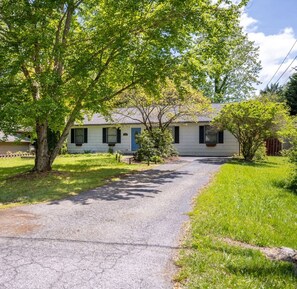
[169,126,180,144]
[199,125,224,144]
[102,127,121,144]
[205,125,218,144]
[71,128,88,144]
[107,127,117,143]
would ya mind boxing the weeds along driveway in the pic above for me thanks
[0,157,226,289]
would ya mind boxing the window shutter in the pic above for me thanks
[102,128,107,143]
[174,126,180,144]
[84,128,88,143]
[199,126,205,143]
[117,128,121,143]
[71,129,75,143]
[218,130,224,143]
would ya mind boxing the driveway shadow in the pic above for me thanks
[194,157,229,165]
[48,169,191,205]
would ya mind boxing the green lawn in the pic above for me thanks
[0,154,145,209]
[176,157,297,289]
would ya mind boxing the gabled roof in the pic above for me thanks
[77,104,223,126]
[0,132,31,143]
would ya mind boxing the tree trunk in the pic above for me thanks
[33,122,51,172]
[49,119,75,167]
[33,101,81,172]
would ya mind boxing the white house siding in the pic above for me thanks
[67,125,145,154]
[173,123,239,156]
[68,123,239,157]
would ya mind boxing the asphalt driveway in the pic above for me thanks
[0,157,225,289]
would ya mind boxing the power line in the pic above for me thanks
[274,55,297,84]
[282,66,297,85]
[282,75,291,85]
[266,39,297,86]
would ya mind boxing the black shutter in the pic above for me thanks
[199,126,205,143]
[84,128,88,143]
[102,128,107,143]
[174,126,179,144]
[71,129,75,143]
[218,130,224,143]
[117,128,121,143]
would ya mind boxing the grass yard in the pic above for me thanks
[176,157,297,289]
[0,154,145,209]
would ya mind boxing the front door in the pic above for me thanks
[131,128,141,151]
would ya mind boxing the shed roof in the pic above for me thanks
[0,132,31,143]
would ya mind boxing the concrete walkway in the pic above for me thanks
[0,157,225,289]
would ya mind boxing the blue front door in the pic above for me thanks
[131,128,141,151]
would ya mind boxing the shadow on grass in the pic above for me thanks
[271,179,297,196]
[226,262,297,280]
[48,169,191,205]
[208,242,297,280]
[0,164,34,181]
[192,157,277,168]
[54,159,113,169]
[0,167,133,205]
[0,154,192,206]
[227,158,277,168]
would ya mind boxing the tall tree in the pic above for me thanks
[0,0,247,172]
[187,26,261,103]
[284,71,297,115]
[259,83,285,102]
[260,83,283,96]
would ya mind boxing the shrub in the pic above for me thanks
[286,141,297,192]
[60,142,68,155]
[135,128,177,164]
[254,143,268,161]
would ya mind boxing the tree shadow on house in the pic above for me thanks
[48,168,192,205]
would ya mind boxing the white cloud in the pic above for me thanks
[240,12,258,32]
[240,12,297,92]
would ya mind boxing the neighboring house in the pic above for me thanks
[68,104,240,156]
[0,132,32,154]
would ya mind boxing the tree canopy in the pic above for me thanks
[186,25,261,103]
[213,100,292,161]
[0,0,249,172]
[284,71,297,115]
[259,83,285,102]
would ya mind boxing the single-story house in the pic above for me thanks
[67,104,240,156]
[0,132,32,154]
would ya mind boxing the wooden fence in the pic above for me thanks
[266,138,282,156]
[0,152,34,158]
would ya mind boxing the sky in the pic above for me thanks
[240,0,297,92]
